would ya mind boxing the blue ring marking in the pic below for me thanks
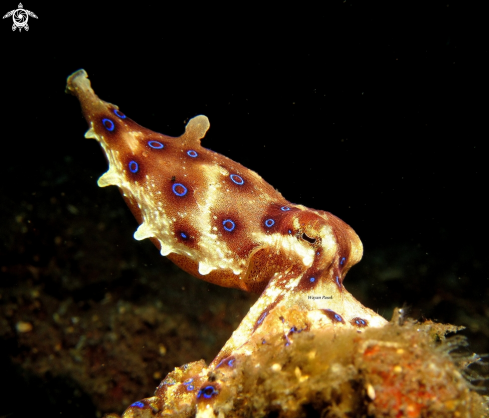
[217,357,235,369]
[334,313,343,322]
[102,118,114,131]
[187,150,198,157]
[129,161,139,173]
[183,378,194,385]
[172,183,188,196]
[180,232,188,239]
[197,386,218,399]
[113,109,126,119]
[340,257,346,266]
[148,140,164,149]
[222,219,235,232]
[130,401,145,408]
[265,218,275,227]
[230,174,244,185]
[285,335,291,346]
[281,206,290,211]
[187,385,194,391]
[335,276,341,287]
[162,378,176,386]
[288,229,292,234]
[257,311,267,325]
[202,386,218,399]
[309,277,315,283]
[262,339,266,344]
[355,318,366,326]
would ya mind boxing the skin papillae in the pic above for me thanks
[66,70,388,416]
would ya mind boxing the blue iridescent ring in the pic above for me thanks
[257,312,267,324]
[281,206,290,211]
[265,219,275,227]
[230,174,244,185]
[102,118,114,131]
[197,385,218,399]
[222,219,235,232]
[309,277,315,283]
[148,140,164,149]
[129,161,138,173]
[113,109,126,119]
[172,183,187,196]
[187,150,198,157]
[180,232,188,239]
[130,401,145,408]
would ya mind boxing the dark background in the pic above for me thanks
[1,2,487,417]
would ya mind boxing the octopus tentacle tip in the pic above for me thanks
[182,115,210,144]
[66,68,90,94]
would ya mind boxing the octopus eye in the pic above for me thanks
[302,233,316,244]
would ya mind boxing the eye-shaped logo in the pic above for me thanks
[3,3,37,32]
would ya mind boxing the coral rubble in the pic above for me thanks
[108,309,487,418]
